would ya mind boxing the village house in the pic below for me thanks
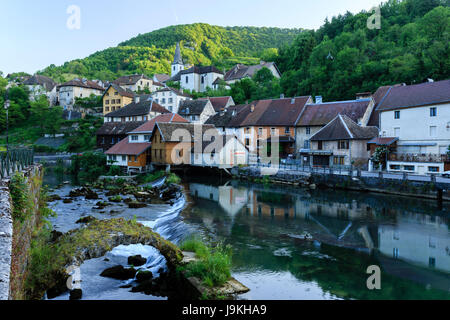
[57,78,104,110]
[23,74,58,105]
[178,99,216,124]
[309,114,379,168]
[105,113,188,173]
[104,96,170,123]
[152,87,192,113]
[153,74,170,83]
[205,105,247,135]
[375,80,450,175]
[296,97,376,165]
[198,96,235,113]
[113,74,153,92]
[235,96,312,158]
[96,121,145,151]
[223,62,281,86]
[169,66,224,93]
[102,83,135,115]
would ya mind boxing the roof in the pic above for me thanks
[367,137,398,146]
[173,42,183,65]
[153,87,192,98]
[224,62,281,82]
[96,121,145,136]
[105,99,170,117]
[154,74,170,83]
[58,79,104,91]
[310,114,379,141]
[297,99,372,127]
[105,138,150,156]
[168,66,223,82]
[205,105,247,127]
[367,86,392,127]
[154,123,217,142]
[129,113,189,134]
[238,96,311,127]
[23,75,56,91]
[179,100,211,116]
[102,83,135,99]
[113,74,152,86]
[198,96,234,112]
[376,80,450,112]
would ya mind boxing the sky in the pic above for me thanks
[0,0,383,75]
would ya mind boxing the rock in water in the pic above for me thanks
[136,271,153,283]
[100,265,137,280]
[76,216,97,224]
[128,255,147,267]
[69,289,82,300]
[128,202,147,209]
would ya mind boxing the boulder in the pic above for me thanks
[135,271,153,283]
[128,255,147,267]
[128,202,147,209]
[76,216,97,224]
[69,289,82,300]
[48,194,62,202]
[100,265,137,280]
[63,199,73,204]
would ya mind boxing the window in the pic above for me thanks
[245,138,250,146]
[162,98,166,104]
[114,92,118,96]
[390,165,401,170]
[430,107,437,117]
[394,111,400,119]
[404,165,415,171]
[201,76,204,84]
[186,76,189,84]
[258,128,263,136]
[105,100,109,104]
[428,166,439,173]
[144,135,151,142]
[285,127,290,134]
[122,156,126,162]
[333,156,345,165]
[131,135,138,141]
[168,98,173,103]
[429,257,436,268]
[338,140,349,150]
[306,127,311,135]
[318,141,323,150]
[270,128,276,135]
[430,126,437,137]
[393,248,399,259]
[245,127,250,134]
[117,99,121,104]
[304,140,310,149]
[105,107,110,112]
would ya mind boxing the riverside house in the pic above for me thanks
[103,97,170,123]
[308,114,379,168]
[375,80,450,175]
[96,121,145,152]
[105,113,189,173]
[102,83,135,115]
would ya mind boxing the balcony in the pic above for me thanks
[389,153,449,163]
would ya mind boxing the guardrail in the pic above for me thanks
[0,149,34,179]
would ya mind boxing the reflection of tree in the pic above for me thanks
[257,191,291,206]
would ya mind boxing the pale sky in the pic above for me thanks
[0,0,383,75]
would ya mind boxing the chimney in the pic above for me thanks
[135,96,141,103]
[250,104,255,112]
[315,96,323,104]
[280,94,285,99]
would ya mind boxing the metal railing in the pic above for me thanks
[0,148,35,179]
[389,153,449,163]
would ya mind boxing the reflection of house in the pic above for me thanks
[178,100,216,124]
[376,80,450,175]
[57,78,104,110]
[296,97,375,164]
[102,84,134,115]
[308,115,379,168]
[23,74,58,105]
[104,97,170,123]
[378,215,450,273]
[223,62,281,85]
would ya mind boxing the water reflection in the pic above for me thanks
[184,177,450,300]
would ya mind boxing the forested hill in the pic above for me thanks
[39,24,303,82]
[276,0,450,101]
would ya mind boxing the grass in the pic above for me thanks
[166,173,181,185]
[179,238,232,288]
[137,170,166,184]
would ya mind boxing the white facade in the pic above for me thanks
[152,89,191,114]
[180,72,224,93]
[107,154,128,167]
[380,102,450,175]
[58,85,103,110]
[27,85,58,106]
[191,136,249,168]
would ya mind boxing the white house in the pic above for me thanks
[223,62,281,85]
[113,74,154,92]
[178,99,216,124]
[23,75,58,105]
[57,78,104,110]
[151,87,192,114]
[172,66,224,93]
[376,80,450,175]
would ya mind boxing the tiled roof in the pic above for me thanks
[167,66,223,82]
[102,83,135,99]
[179,100,210,116]
[367,137,398,146]
[366,86,392,127]
[240,96,311,127]
[155,123,217,142]
[224,62,280,82]
[205,105,246,127]
[58,79,104,91]
[297,99,372,127]
[154,74,170,83]
[376,80,450,111]
[96,121,145,136]
[105,100,170,117]
[198,96,234,112]
[113,74,152,86]
[129,113,189,134]
[105,138,150,156]
[23,75,56,91]
[310,114,379,141]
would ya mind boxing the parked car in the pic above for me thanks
[441,171,450,178]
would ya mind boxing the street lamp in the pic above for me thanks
[4,90,10,160]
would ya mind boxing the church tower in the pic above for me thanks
[171,42,184,77]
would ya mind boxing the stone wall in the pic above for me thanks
[0,165,44,300]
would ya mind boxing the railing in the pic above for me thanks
[251,161,353,175]
[0,149,35,179]
[389,153,449,163]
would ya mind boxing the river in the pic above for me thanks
[43,168,450,300]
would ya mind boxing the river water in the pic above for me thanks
[43,168,450,300]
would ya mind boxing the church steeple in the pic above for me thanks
[173,42,183,65]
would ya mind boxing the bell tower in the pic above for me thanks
[171,42,184,77]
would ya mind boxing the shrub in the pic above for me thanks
[107,166,122,176]
[166,173,181,185]
[10,172,32,223]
